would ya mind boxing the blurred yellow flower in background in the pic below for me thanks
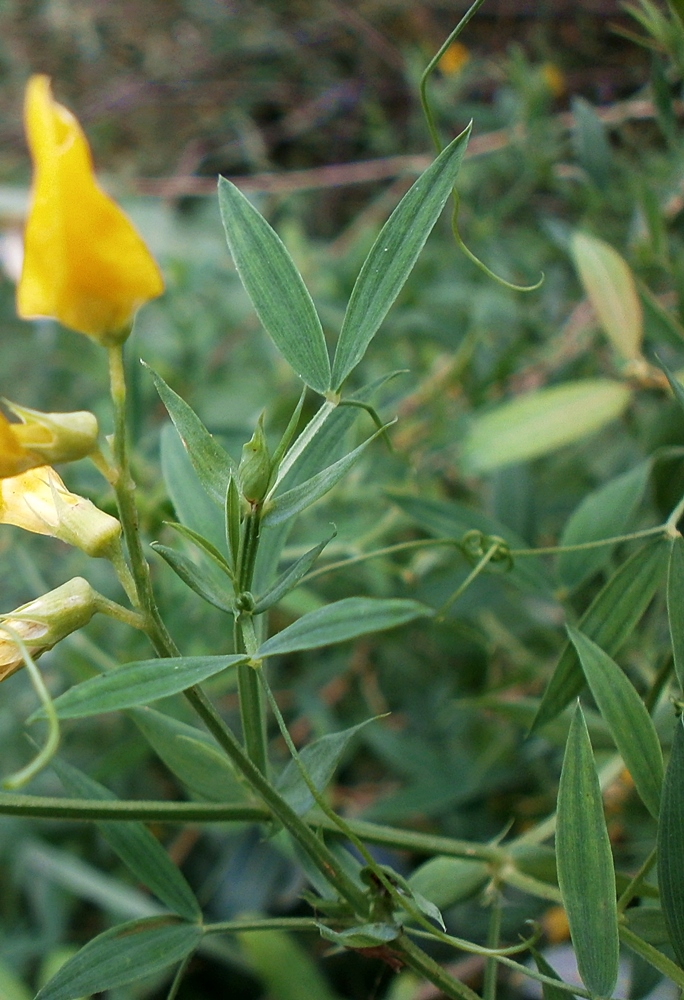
[438,41,470,76]
[16,75,164,344]
[0,465,121,557]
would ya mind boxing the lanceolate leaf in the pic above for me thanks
[532,537,670,733]
[556,705,619,999]
[658,716,684,966]
[218,177,331,394]
[460,379,631,474]
[277,718,377,815]
[129,707,246,803]
[44,656,249,720]
[668,535,684,689]
[161,423,225,551]
[257,597,432,657]
[570,231,643,360]
[557,461,650,592]
[567,627,663,818]
[263,425,389,527]
[331,125,471,389]
[252,531,335,614]
[52,759,200,921]
[35,917,202,1000]
[147,365,235,505]
[151,542,234,613]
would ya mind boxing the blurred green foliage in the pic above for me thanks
[3,2,684,998]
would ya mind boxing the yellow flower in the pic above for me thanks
[0,577,99,683]
[16,75,164,344]
[0,466,121,557]
[0,402,99,479]
[438,42,470,77]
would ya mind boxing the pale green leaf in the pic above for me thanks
[571,231,642,360]
[461,380,632,474]
[658,716,684,966]
[668,535,684,689]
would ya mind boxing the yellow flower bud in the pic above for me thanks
[16,75,164,345]
[0,466,121,558]
[0,401,98,479]
[0,577,98,682]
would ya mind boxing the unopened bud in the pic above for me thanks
[238,414,271,504]
[0,466,121,558]
[2,401,99,469]
[0,577,99,682]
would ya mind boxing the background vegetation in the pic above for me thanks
[2,1,684,998]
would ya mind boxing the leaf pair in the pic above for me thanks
[218,126,471,394]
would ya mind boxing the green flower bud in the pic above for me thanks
[238,414,271,504]
[0,577,99,682]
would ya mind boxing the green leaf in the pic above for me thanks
[623,907,670,947]
[529,948,572,1000]
[571,98,613,191]
[257,597,432,657]
[570,231,642,360]
[317,923,401,948]
[239,930,342,1000]
[252,531,335,614]
[151,542,234,613]
[407,857,489,911]
[556,705,619,999]
[129,707,246,803]
[567,627,664,818]
[387,491,552,595]
[658,716,684,966]
[331,125,471,389]
[35,917,202,1000]
[276,718,376,815]
[557,462,650,592]
[161,423,225,551]
[461,379,632,474]
[52,759,201,921]
[0,958,31,1000]
[44,656,249,720]
[668,535,684,689]
[147,365,235,505]
[165,522,233,576]
[263,425,389,527]
[218,177,331,394]
[532,537,670,732]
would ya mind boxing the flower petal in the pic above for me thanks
[17,75,164,342]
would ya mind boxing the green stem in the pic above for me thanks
[617,847,658,914]
[620,925,684,990]
[0,793,270,822]
[483,895,502,1000]
[436,542,500,619]
[236,509,267,773]
[183,684,369,915]
[0,626,60,789]
[396,935,481,1000]
[204,917,320,935]
[107,345,178,658]
[419,0,488,153]
[510,524,666,557]
[93,594,146,631]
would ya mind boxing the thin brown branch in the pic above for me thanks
[134,97,676,199]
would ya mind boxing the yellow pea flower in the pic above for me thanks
[0,402,99,479]
[0,466,121,558]
[16,75,164,345]
[0,577,99,683]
